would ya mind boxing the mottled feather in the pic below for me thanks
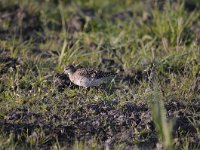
[63,65,116,88]
[76,68,115,79]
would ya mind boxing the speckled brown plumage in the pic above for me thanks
[77,68,115,79]
[63,65,116,88]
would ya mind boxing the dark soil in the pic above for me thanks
[0,99,199,149]
[0,1,200,149]
[0,4,43,41]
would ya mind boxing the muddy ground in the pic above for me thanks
[0,0,200,149]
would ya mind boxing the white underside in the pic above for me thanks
[69,75,111,88]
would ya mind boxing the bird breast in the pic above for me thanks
[69,74,103,88]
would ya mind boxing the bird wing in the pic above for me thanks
[77,69,115,79]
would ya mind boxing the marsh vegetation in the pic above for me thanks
[0,0,200,149]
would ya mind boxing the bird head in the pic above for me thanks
[64,65,76,75]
